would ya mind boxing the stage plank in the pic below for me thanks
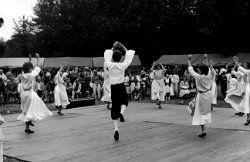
[2,103,250,162]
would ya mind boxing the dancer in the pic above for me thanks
[151,62,166,109]
[211,64,217,111]
[101,62,112,109]
[17,54,53,133]
[234,57,250,125]
[104,41,135,141]
[54,62,70,115]
[224,64,245,117]
[187,54,214,137]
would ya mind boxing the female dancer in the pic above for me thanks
[151,63,166,109]
[17,54,53,133]
[54,63,70,115]
[234,57,250,125]
[104,41,135,141]
[188,54,214,137]
[101,62,112,109]
[224,63,245,117]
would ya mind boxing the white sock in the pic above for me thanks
[120,105,126,114]
[114,120,118,131]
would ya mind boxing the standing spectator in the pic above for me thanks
[189,77,196,99]
[226,68,232,91]
[0,69,7,104]
[221,72,227,98]
[46,79,55,103]
[124,72,131,100]
[34,76,45,99]
[91,70,102,100]
[164,73,172,100]
[0,69,7,81]
[179,77,189,101]
[172,71,180,98]
[6,77,20,103]
[0,78,4,105]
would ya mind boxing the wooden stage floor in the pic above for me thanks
[2,102,250,162]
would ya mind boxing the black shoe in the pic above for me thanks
[58,112,64,115]
[244,120,250,126]
[239,113,244,116]
[27,121,34,127]
[235,112,240,116]
[159,106,162,109]
[119,113,125,122]
[198,133,207,138]
[114,131,119,141]
[25,129,34,134]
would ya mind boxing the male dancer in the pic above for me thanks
[104,41,135,141]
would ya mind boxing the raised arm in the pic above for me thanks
[151,62,156,72]
[119,42,135,69]
[187,55,199,79]
[104,49,113,68]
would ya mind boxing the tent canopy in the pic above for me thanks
[43,57,93,68]
[92,55,142,67]
[155,54,201,65]
[0,58,45,68]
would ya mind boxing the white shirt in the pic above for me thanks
[104,49,135,85]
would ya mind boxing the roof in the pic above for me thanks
[0,58,45,68]
[43,57,93,67]
[155,54,201,65]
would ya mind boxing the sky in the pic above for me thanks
[0,0,37,41]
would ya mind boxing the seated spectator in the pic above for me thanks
[6,77,20,103]
[65,78,73,99]
[179,77,189,99]
[72,78,82,99]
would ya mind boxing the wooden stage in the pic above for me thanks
[3,102,250,162]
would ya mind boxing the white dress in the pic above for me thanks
[188,67,213,126]
[238,67,250,114]
[211,75,217,104]
[101,62,111,102]
[54,71,70,108]
[151,70,165,101]
[17,67,53,122]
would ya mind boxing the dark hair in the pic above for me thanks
[22,62,33,73]
[198,64,209,75]
[231,74,237,79]
[113,44,125,55]
[112,50,122,62]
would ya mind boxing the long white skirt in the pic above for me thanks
[242,84,250,114]
[192,93,212,125]
[54,84,70,108]
[151,79,165,101]
[17,90,53,122]
[101,79,111,102]
[212,82,217,104]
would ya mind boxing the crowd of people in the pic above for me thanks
[0,60,242,107]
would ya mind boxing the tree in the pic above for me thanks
[0,38,6,57]
[5,16,36,57]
